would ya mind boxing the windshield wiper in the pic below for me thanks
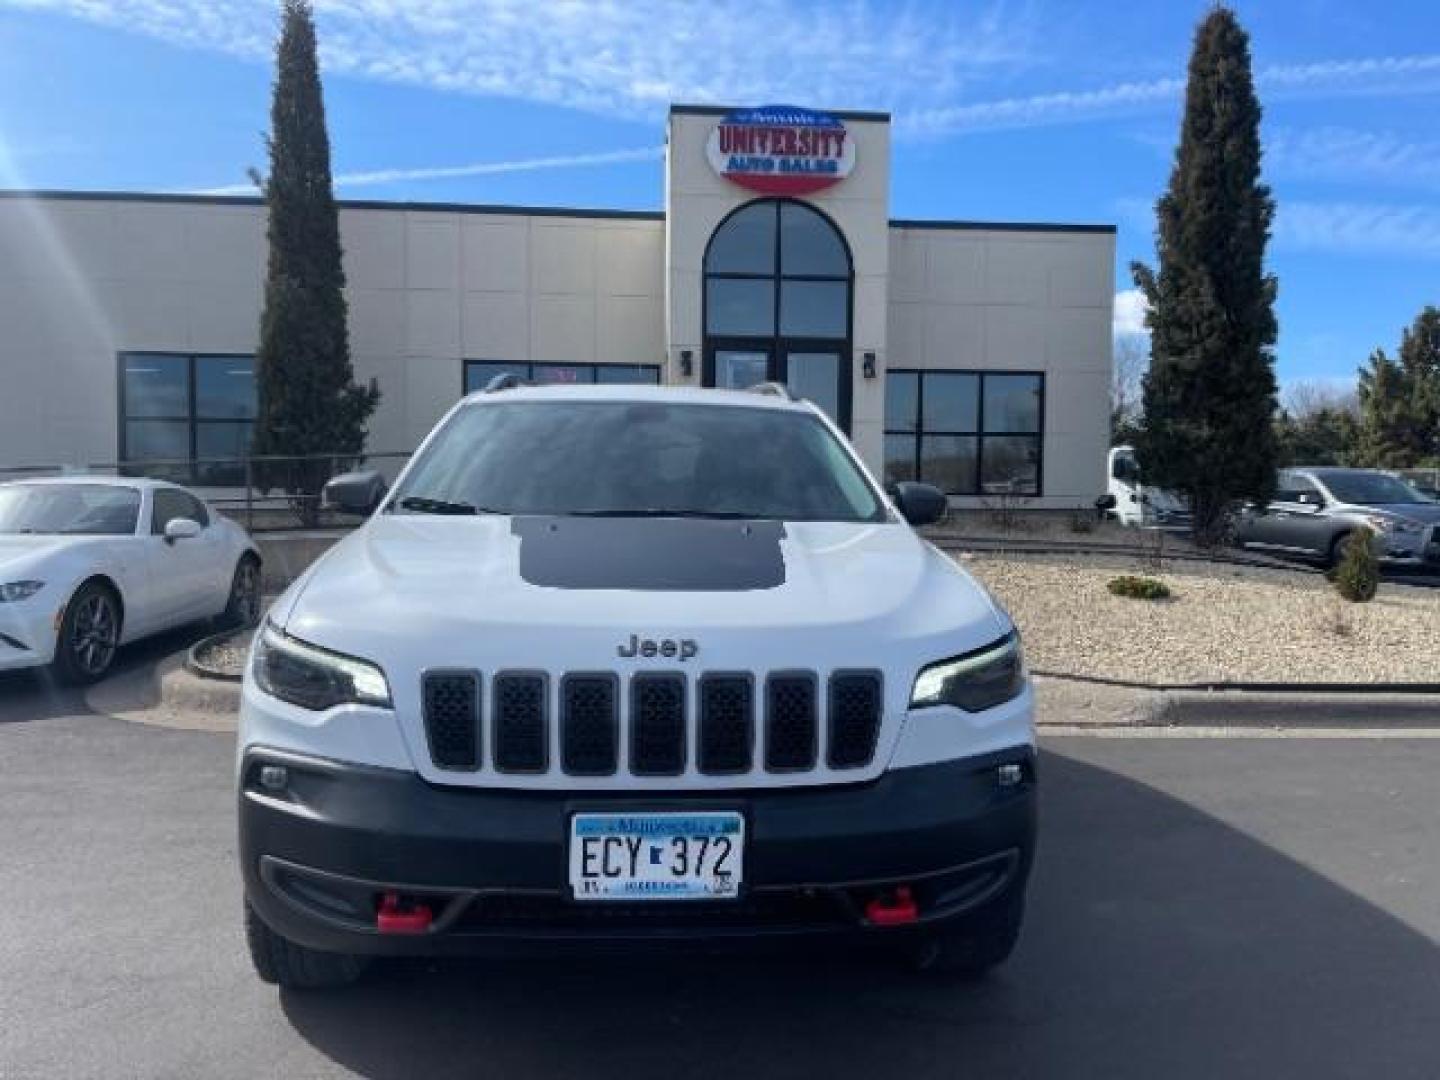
[391,496,493,516]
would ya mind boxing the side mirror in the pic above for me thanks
[323,469,387,517]
[163,517,202,544]
[1095,493,1117,511]
[890,481,948,527]
[1294,492,1324,509]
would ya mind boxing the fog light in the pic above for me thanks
[259,765,288,791]
[996,762,1023,788]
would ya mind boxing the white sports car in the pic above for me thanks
[0,476,261,684]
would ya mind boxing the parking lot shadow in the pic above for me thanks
[280,749,1440,1080]
[0,623,207,723]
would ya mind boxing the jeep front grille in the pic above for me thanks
[631,673,686,776]
[493,672,547,773]
[698,674,753,775]
[764,673,818,771]
[560,674,619,775]
[423,669,883,781]
[827,671,883,770]
[421,671,481,771]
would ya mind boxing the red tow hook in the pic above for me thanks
[865,886,919,927]
[376,892,433,935]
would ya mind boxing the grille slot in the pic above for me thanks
[630,674,686,776]
[765,673,818,772]
[422,671,481,771]
[561,674,619,776]
[493,672,547,773]
[699,674,754,774]
[827,671,882,769]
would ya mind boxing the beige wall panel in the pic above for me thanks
[531,294,596,363]
[461,219,528,293]
[462,291,530,360]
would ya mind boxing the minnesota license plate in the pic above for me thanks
[568,812,745,901]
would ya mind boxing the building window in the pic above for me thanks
[884,371,1044,496]
[463,361,661,394]
[119,353,256,486]
[702,199,852,430]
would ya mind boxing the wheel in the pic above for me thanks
[1326,531,1352,569]
[221,555,262,629]
[908,888,1025,978]
[52,580,122,686]
[245,903,368,990]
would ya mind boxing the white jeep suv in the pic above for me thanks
[238,382,1035,988]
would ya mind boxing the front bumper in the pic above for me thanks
[239,745,1037,954]
[0,600,56,672]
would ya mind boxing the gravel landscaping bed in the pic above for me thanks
[190,627,253,680]
[962,552,1440,685]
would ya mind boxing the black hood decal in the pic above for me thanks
[512,516,786,591]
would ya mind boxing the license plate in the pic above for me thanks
[568,812,744,901]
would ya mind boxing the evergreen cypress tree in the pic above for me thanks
[1131,7,1279,546]
[251,0,378,519]
[1357,307,1440,467]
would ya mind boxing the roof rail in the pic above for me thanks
[484,373,531,393]
[745,381,795,401]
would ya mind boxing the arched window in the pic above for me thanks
[703,199,853,429]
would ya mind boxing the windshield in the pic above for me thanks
[0,484,142,536]
[1319,471,1432,506]
[391,400,886,523]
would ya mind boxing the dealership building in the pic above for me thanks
[0,105,1115,507]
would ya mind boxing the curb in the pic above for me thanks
[185,627,247,684]
[933,538,1319,573]
[87,651,240,732]
[1032,674,1440,730]
[1032,669,1440,696]
[1157,690,1440,728]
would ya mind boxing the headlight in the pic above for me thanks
[252,621,391,711]
[911,631,1026,713]
[1364,515,1422,536]
[0,581,44,603]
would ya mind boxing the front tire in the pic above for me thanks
[52,580,121,686]
[245,903,369,990]
[221,555,262,629]
[1325,531,1353,570]
[908,888,1025,978]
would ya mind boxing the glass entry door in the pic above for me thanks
[784,350,842,426]
[706,342,849,430]
[713,348,772,391]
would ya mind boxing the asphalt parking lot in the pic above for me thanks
[2,663,1439,1079]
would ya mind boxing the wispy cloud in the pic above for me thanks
[1116,194,1440,260]
[1,0,1033,122]
[1275,201,1440,259]
[901,53,1440,137]
[1267,127,1440,191]
[196,145,662,195]
[1112,288,1149,337]
[10,0,1439,149]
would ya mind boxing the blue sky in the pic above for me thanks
[1,0,1437,395]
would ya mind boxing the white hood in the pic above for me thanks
[0,535,96,580]
[279,515,1009,678]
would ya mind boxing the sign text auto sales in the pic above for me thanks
[706,105,856,196]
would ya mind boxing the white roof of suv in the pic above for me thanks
[461,383,816,413]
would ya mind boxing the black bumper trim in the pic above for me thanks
[240,745,1036,953]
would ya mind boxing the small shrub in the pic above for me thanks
[1332,528,1379,603]
[1107,575,1171,601]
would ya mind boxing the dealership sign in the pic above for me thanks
[707,105,855,196]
